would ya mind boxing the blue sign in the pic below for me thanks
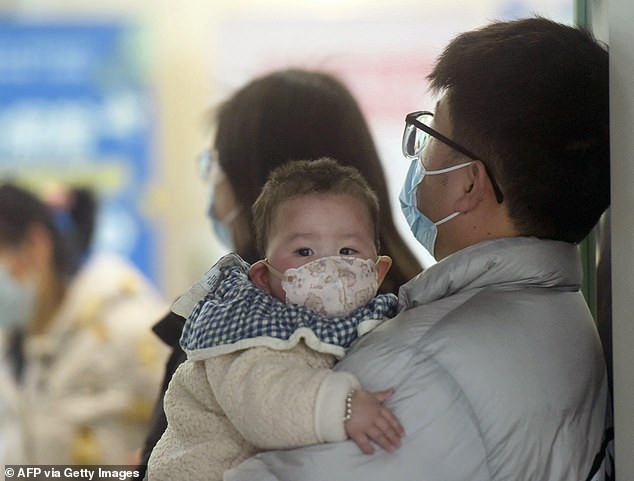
[0,20,159,285]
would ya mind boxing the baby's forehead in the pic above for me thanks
[274,191,369,211]
[268,192,376,238]
[277,230,375,245]
[272,192,373,223]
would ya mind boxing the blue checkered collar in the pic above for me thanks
[179,253,398,361]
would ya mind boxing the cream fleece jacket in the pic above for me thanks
[146,254,396,481]
[146,343,359,481]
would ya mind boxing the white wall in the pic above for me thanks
[608,0,634,477]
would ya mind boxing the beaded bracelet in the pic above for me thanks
[343,390,355,422]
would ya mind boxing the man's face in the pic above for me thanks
[414,97,467,253]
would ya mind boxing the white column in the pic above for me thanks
[609,0,634,478]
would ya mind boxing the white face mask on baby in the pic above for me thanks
[262,256,385,317]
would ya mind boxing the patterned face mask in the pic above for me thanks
[263,256,383,317]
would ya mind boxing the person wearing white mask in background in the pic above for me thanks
[146,158,404,481]
[0,182,169,465]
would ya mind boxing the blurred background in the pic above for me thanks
[6,0,634,478]
[0,0,573,300]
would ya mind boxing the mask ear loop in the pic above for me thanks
[251,259,286,280]
[434,211,461,226]
[250,260,295,305]
[374,255,392,287]
[221,206,242,225]
[375,255,392,268]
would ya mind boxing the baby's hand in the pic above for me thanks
[344,389,404,455]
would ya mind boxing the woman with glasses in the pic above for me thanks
[138,68,422,473]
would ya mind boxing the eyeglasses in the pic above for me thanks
[403,111,504,203]
[197,148,219,182]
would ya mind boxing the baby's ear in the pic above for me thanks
[375,255,393,287]
[249,260,272,292]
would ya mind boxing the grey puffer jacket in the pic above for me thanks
[225,237,608,481]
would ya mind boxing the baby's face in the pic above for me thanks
[264,193,377,302]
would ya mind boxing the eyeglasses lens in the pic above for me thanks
[198,149,221,182]
[403,113,432,158]
[197,150,211,180]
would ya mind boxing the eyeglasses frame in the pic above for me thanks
[197,149,212,180]
[404,111,504,203]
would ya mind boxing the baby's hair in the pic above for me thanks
[252,157,380,256]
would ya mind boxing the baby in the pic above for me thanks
[146,157,404,481]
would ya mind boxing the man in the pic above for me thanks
[224,17,610,481]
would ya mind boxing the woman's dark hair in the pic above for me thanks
[66,187,97,260]
[0,183,74,280]
[212,68,422,293]
[0,183,98,280]
[428,17,610,243]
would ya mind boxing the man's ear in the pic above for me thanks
[455,160,490,212]
[249,260,272,292]
[375,255,392,287]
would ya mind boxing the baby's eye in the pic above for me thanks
[296,248,314,257]
[339,247,359,256]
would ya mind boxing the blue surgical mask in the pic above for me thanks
[205,153,241,251]
[207,191,240,251]
[399,157,472,257]
[0,264,36,330]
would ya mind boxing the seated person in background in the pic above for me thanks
[146,158,404,481]
[0,182,169,465]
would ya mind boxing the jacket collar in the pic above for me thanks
[400,237,582,308]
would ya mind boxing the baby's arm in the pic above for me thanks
[207,343,354,449]
[207,344,403,453]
